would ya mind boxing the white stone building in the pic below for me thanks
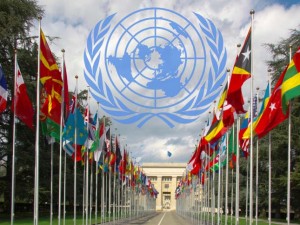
[142,162,186,211]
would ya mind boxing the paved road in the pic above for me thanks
[100,211,193,225]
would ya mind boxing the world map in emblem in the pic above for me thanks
[105,8,206,109]
[84,7,227,126]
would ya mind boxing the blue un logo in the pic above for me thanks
[84,8,227,127]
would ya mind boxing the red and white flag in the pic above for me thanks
[12,62,34,129]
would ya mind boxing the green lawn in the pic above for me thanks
[1,213,300,225]
[0,214,109,225]
[189,213,300,225]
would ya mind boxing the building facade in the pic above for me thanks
[142,163,186,211]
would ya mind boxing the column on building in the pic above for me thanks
[170,176,177,210]
[156,176,162,211]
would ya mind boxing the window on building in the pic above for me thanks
[149,176,157,181]
[162,176,172,182]
[164,195,171,201]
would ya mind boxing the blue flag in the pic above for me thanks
[167,151,172,157]
[63,107,88,145]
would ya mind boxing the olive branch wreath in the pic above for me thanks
[84,12,227,128]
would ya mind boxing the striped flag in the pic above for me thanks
[0,64,8,113]
[281,47,300,113]
[243,83,270,139]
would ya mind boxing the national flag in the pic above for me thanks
[186,146,201,175]
[63,107,88,145]
[12,62,34,129]
[187,137,211,175]
[109,151,116,167]
[69,88,77,114]
[86,109,96,143]
[281,47,300,113]
[0,64,8,113]
[227,28,251,114]
[92,121,105,161]
[63,140,75,156]
[40,29,63,123]
[228,127,237,168]
[255,67,289,138]
[217,84,235,128]
[119,149,127,175]
[41,117,60,142]
[243,83,270,139]
[115,135,122,167]
[84,105,89,124]
[207,135,227,171]
[239,111,250,158]
[72,144,83,162]
[63,140,82,161]
[104,128,111,152]
[63,63,70,120]
[204,113,227,144]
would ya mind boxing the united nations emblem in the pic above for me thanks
[84,8,227,127]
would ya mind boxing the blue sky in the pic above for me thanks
[36,0,300,164]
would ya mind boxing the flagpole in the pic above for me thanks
[267,70,272,225]
[212,152,215,225]
[34,17,42,225]
[245,152,249,224]
[223,68,231,225]
[108,130,112,222]
[74,75,78,225]
[85,87,90,225]
[230,166,234,225]
[10,49,18,225]
[207,111,211,225]
[255,88,259,225]
[225,130,229,225]
[287,44,292,225]
[61,49,67,225]
[249,9,255,225]
[217,141,222,225]
[113,130,117,224]
[95,102,99,225]
[235,117,240,225]
[63,145,67,225]
[50,140,54,225]
[58,49,65,225]
[82,157,86,225]
[95,159,98,224]
[89,155,93,225]
[101,116,106,223]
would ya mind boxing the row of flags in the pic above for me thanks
[176,26,300,197]
[0,27,159,199]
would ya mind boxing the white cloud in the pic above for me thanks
[36,0,300,165]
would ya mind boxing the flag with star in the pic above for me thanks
[255,67,289,139]
[63,107,88,145]
[226,28,251,114]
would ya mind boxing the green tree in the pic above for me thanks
[0,0,43,213]
[259,27,300,219]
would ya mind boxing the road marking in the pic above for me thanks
[157,212,167,225]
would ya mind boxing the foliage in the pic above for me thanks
[258,28,300,219]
